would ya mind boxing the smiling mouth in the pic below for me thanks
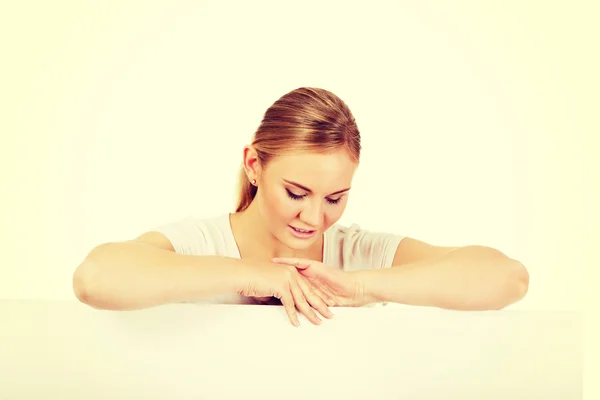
[290,226,315,233]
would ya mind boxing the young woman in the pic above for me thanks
[72,87,530,327]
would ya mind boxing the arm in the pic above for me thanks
[359,242,530,310]
[72,232,245,310]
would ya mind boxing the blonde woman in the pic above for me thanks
[73,87,529,326]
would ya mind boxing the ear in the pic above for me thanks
[243,145,262,181]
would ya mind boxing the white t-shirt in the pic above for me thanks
[154,213,405,305]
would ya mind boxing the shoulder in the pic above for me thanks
[150,213,236,256]
[327,222,461,269]
[328,222,404,241]
[326,222,405,270]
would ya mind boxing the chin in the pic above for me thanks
[287,238,313,249]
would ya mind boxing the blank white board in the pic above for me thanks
[0,300,582,399]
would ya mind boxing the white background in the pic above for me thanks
[1,0,597,397]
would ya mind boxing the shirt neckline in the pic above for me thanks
[224,213,329,263]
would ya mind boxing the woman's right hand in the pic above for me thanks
[236,259,334,326]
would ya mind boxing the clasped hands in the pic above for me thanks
[238,257,370,327]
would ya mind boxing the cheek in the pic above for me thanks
[261,188,297,220]
[323,203,346,228]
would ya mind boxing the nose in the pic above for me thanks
[299,199,324,229]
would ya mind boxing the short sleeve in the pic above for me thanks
[152,218,209,256]
[327,223,405,271]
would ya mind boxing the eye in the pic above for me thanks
[286,189,305,201]
[286,189,344,205]
[326,196,343,205]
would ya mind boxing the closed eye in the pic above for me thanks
[326,197,343,205]
[286,189,343,205]
[286,190,305,201]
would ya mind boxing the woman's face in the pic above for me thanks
[248,148,358,250]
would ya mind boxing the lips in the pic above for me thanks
[290,226,315,233]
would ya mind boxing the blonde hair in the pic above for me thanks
[235,87,361,212]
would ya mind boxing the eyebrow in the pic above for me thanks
[283,179,351,196]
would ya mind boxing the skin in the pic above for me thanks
[229,145,357,262]
[227,145,359,319]
[71,138,528,326]
[231,144,529,320]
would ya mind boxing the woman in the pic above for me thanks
[72,87,530,327]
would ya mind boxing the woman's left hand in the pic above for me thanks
[271,257,369,307]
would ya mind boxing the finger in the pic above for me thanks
[297,277,334,318]
[294,263,324,280]
[278,292,300,327]
[289,279,322,325]
[296,266,338,293]
[313,284,336,306]
[272,257,311,270]
[303,275,337,306]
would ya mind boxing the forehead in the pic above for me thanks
[265,150,357,190]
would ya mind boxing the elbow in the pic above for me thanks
[508,259,530,302]
[515,261,530,296]
[72,243,118,310]
[72,262,97,307]
[491,260,530,310]
[72,260,106,309]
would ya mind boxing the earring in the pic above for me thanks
[251,179,256,186]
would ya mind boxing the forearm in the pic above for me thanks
[359,246,529,310]
[73,242,244,310]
